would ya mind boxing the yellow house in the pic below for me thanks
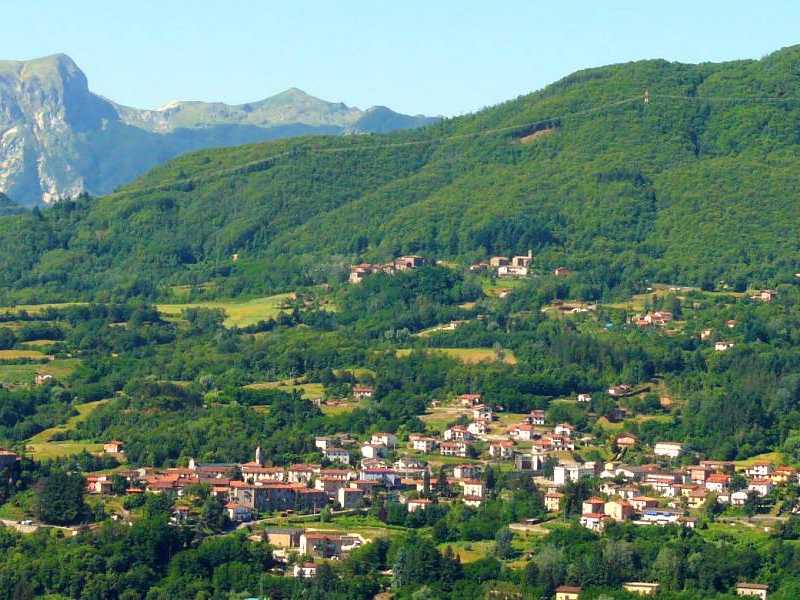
[555,586,581,600]
[736,582,768,599]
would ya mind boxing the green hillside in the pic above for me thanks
[1,47,800,302]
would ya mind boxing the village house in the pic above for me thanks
[241,464,285,484]
[409,434,438,453]
[705,473,730,493]
[439,441,469,458]
[394,255,426,271]
[715,341,735,352]
[545,491,564,512]
[315,436,335,451]
[263,527,303,549]
[337,487,364,509]
[467,421,488,436]
[103,440,125,454]
[747,478,774,498]
[352,385,374,400]
[772,466,796,484]
[640,506,683,526]
[700,328,714,340]
[555,586,582,600]
[359,467,401,487]
[577,393,592,403]
[753,289,777,303]
[528,409,546,425]
[553,462,597,486]
[360,443,387,460]
[553,267,572,278]
[622,582,660,596]
[489,256,509,268]
[287,464,319,484]
[608,384,632,397]
[370,432,397,447]
[726,319,738,328]
[406,498,433,513]
[34,373,53,385]
[554,423,575,437]
[293,562,318,578]
[489,440,515,459]
[653,441,684,458]
[461,479,485,499]
[731,490,749,506]
[323,447,350,465]
[300,532,363,558]
[497,264,529,278]
[582,497,605,515]
[443,425,473,442]
[225,502,253,522]
[472,404,494,421]
[735,582,768,599]
[509,422,536,441]
[746,463,773,478]
[604,499,634,521]
[616,433,638,449]
[630,496,660,512]
[86,476,113,495]
[458,393,483,407]
[580,512,610,532]
[453,464,479,480]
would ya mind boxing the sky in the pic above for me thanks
[2,1,799,117]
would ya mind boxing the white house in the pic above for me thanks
[653,442,684,458]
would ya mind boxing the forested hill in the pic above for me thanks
[1,46,800,302]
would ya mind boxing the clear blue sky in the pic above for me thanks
[2,1,799,116]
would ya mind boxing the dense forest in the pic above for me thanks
[1,47,800,303]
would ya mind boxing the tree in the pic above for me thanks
[37,469,87,525]
[200,497,227,532]
[435,465,451,498]
[494,527,514,559]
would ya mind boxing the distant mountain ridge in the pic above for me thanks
[0,54,438,205]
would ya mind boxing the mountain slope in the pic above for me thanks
[0,54,438,205]
[0,46,799,302]
[0,193,22,216]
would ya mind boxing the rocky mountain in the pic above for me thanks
[0,54,438,205]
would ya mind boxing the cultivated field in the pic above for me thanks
[25,400,109,460]
[0,358,80,386]
[396,347,517,365]
[157,293,295,327]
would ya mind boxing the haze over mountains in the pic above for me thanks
[0,54,438,205]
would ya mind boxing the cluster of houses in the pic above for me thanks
[348,255,426,284]
[632,310,674,328]
[470,251,534,278]
[552,582,768,599]
[543,447,799,536]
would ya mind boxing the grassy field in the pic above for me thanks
[157,293,295,328]
[20,339,59,348]
[0,349,48,360]
[320,402,363,416]
[25,400,109,460]
[0,358,80,386]
[438,540,495,563]
[0,302,87,315]
[244,380,325,399]
[396,347,517,365]
[734,451,785,469]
